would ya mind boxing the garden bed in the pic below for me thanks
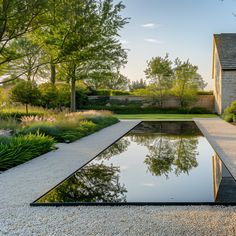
[0,110,119,171]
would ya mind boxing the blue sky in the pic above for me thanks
[117,0,236,89]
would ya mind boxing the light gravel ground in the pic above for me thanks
[1,120,236,236]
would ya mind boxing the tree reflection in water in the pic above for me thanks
[37,163,127,203]
[98,138,131,160]
[129,122,199,178]
[36,122,201,204]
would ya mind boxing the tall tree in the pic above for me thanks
[144,54,173,108]
[85,71,130,90]
[194,73,207,91]
[63,0,128,111]
[129,79,147,91]
[0,0,47,68]
[29,0,66,84]
[32,0,128,111]
[3,37,48,81]
[172,58,201,107]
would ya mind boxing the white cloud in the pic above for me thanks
[144,38,163,44]
[141,23,156,29]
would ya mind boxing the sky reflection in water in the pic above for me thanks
[35,122,236,204]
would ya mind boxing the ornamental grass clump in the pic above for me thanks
[20,115,56,126]
[0,117,19,133]
[19,110,119,143]
[0,133,56,171]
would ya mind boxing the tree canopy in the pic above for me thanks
[143,55,207,108]
[144,54,174,107]
[0,0,129,111]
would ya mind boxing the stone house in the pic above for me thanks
[213,33,236,114]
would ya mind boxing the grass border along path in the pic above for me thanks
[115,114,218,120]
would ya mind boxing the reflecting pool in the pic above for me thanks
[32,122,236,205]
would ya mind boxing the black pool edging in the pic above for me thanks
[30,201,236,207]
[30,120,142,206]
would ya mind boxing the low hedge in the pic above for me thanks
[81,105,213,114]
[197,91,213,95]
[92,89,131,96]
[0,133,56,171]
[111,90,131,96]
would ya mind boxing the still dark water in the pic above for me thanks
[33,122,236,205]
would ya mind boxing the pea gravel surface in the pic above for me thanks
[0,120,236,236]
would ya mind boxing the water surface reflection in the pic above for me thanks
[35,122,236,204]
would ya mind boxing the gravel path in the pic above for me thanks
[1,120,236,236]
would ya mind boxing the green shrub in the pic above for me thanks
[224,114,234,122]
[0,133,56,171]
[20,123,62,141]
[76,88,89,109]
[19,113,119,142]
[111,90,131,96]
[187,107,212,114]
[0,136,11,145]
[91,89,130,96]
[87,116,119,128]
[197,91,213,95]
[56,84,71,109]
[223,100,236,122]
[0,117,19,132]
[10,80,40,113]
[38,83,58,109]
[86,96,110,106]
[224,100,236,114]
[131,88,159,96]
[93,89,112,96]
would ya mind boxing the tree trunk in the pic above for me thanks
[70,76,76,112]
[159,91,163,108]
[25,104,28,114]
[50,63,56,84]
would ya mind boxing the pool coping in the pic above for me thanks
[194,118,236,181]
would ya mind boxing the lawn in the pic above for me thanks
[115,113,218,120]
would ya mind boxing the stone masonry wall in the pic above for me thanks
[88,95,215,112]
[221,70,236,113]
[213,43,222,114]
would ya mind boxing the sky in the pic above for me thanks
[116,0,236,90]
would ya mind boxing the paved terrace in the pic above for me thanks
[1,119,236,235]
[194,118,236,180]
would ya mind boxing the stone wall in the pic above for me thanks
[88,95,215,112]
[213,42,222,114]
[221,70,236,113]
[213,41,236,114]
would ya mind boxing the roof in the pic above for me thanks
[214,33,236,70]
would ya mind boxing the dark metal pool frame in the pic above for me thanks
[30,121,236,207]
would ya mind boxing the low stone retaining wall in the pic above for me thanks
[88,95,215,112]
